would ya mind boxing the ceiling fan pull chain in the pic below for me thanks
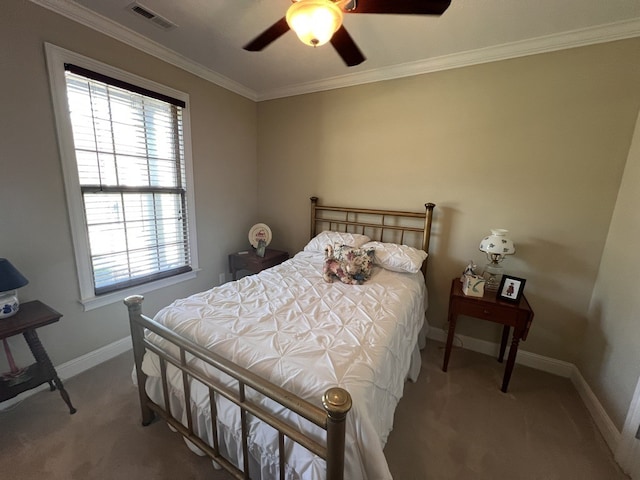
[343,0,357,12]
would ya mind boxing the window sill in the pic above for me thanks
[79,269,200,311]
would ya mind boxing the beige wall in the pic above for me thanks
[257,39,640,368]
[582,109,640,429]
[0,0,257,369]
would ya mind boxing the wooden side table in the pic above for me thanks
[228,249,289,280]
[442,278,534,392]
[0,300,76,413]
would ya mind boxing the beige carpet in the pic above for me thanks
[0,340,628,479]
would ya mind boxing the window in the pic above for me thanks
[46,44,198,310]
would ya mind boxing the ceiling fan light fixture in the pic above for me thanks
[286,0,344,48]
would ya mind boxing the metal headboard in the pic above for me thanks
[309,196,436,277]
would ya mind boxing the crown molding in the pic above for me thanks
[258,17,640,100]
[29,1,640,103]
[29,0,258,101]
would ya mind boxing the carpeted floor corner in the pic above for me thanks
[385,343,628,480]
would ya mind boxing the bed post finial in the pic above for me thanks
[323,387,352,480]
[124,295,144,310]
[310,196,319,239]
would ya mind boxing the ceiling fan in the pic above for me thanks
[243,0,451,67]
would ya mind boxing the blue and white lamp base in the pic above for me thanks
[0,290,20,319]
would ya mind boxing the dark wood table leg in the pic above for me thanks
[23,330,77,414]
[498,325,510,363]
[501,327,523,393]
[442,314,457,372]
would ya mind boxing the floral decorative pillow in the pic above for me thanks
[323,243,375,285]
[361,241,427,274]
[303,231,371,253]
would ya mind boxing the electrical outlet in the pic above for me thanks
[219,272,226,285]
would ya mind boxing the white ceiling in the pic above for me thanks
[34,0,640,101]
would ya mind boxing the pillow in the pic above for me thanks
[323,244,375,284]
[361,241,428,274]
[304,231,371,253]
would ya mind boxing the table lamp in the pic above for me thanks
[0,258,30,382]
[479,229,515,291]
[0,258,29,319]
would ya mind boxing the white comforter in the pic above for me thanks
[141,250,426,479]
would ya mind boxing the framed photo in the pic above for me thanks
[497,275,526,303]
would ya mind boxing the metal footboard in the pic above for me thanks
[125,295,352,480]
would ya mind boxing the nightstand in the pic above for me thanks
[0,300,76,413]
[442,278,534,392]
[228,249,289,280]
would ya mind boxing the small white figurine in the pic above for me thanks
[460,260,477,282]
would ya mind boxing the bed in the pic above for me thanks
[125,196,436,480]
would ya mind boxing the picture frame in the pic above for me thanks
[497,275,526,303]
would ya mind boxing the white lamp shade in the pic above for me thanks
[286,0,343,47]
[479,229,516,256]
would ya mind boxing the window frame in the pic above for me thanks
[46,43,199,311]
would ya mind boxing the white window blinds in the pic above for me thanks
[64,64,192,295]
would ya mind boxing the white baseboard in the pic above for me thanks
[57,336,133,379]
[427,326,620,453]
[616,375,640,476]
[0,336,132,410]
[427,326,575,377]
[571,366,622,452]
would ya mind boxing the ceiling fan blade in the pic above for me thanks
[345,0,451,15]
[330,26,366,67]
[243,17,290,51]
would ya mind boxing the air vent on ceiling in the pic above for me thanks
[128,2,177,30]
